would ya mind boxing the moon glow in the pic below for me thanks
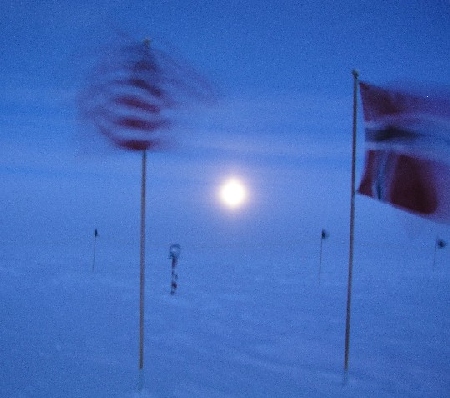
[219,178,247,209]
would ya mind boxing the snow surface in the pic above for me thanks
[1,234,449,397]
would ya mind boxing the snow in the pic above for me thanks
[0,235,449,397]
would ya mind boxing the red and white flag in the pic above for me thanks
[358,82,450,223]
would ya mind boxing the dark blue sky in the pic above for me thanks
[2,1,449,92]
[1,0,449,257]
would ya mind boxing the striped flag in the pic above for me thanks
[358,82,450,223]
[79,39,215,151]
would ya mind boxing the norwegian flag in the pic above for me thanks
[358,82,450,223]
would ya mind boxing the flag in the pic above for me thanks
[436,238,447,249]
[79,39,215,152]
[321,229,329,239]
[358,82,450,223]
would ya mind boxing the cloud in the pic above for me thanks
[175,91,354,162]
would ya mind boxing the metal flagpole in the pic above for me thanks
[138,38,151,391]
[344,69,359,380]
[138,149,147,390]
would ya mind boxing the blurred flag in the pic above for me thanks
[321,229,329,239]
[94,229,99,238]
[358,82,450,223]
[79,38,216,151]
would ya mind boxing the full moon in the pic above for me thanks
[219,178,247,209]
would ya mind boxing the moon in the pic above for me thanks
[219,178,247,209]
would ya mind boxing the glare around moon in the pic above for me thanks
[219,178,247,209]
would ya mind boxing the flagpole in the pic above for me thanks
[433,237,438,269]
[92,229,98,272]
[318,229,327,285]
[318,234,324,285]
[138,149,146,390]
[138,38,151,392]
[344,69,359,379]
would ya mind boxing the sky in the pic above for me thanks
[1,1,450,396]
[1,0,450,260]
